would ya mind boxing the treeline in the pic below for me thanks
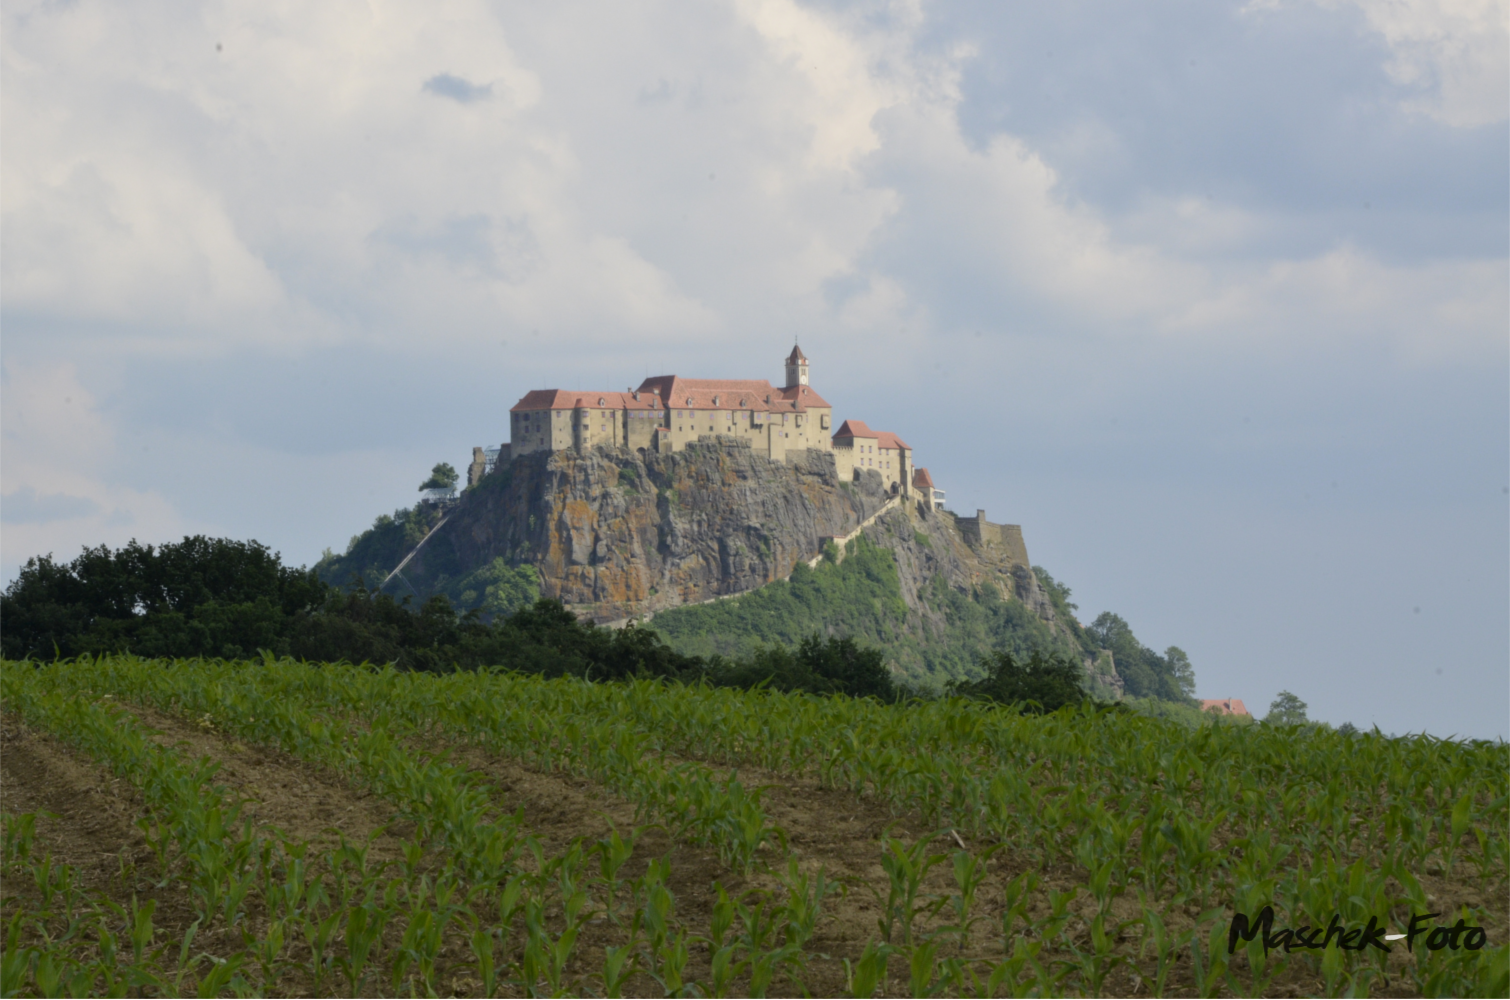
[2,536,1097,711]
[1033,567,1196,702]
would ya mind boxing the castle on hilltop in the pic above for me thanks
[470,346,946,509]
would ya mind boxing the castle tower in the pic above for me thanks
[784,343,808,388]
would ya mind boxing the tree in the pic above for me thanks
[1086,611,1134,651]
[1265,690,1309,726]
[950,649,1087,714]
[419,462,459,492]
[796,634,896,700]
[1165,646,1197,701]
[0,536,329,660]
[712,633,898,701]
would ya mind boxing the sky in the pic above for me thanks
[2,0,1506,738]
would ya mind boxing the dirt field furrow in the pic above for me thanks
[119,701,417,863]
[0,710,230,968]
[435,737,1047,995]
[1,712,153,896]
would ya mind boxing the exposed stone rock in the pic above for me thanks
[851,504,1057,638]
[405,440,894,623]
[395,440,1100,680]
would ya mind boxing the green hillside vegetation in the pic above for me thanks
[1033,565,1196,702]
[1,537,955,707]
[649,535,1076,688]
[316,500,1197,703]
[313,502,542,619]
[648,537,1194,705]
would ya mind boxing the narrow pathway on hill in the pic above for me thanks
[377,512,451,595]
[599,494,908,628]
[799,493,903,570]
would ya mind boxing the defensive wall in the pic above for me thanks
[957,509,1031,568]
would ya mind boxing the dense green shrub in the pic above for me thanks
[711,634,899,701]
[947,649,1089,713]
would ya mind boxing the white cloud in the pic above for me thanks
[1249,0,1510,127]
[0,362,192,571]
[5,0,1498,374]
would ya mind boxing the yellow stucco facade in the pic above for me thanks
[497,346,928,502]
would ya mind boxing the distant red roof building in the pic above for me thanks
[1200,699,1250,716]
[509,389,664,413]
[634,375,831,412]
[832,419,877,440]
[497,348,938,506]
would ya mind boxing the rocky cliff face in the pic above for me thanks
[858,503,1053,624]
[406,440,898,623]
[386,439,1116,685]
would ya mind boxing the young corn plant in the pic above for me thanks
[872,834,949,947]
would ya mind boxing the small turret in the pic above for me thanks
[784,343,808,388]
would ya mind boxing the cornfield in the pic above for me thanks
[3,655,1505,997]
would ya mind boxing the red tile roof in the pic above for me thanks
[510,389,665,412]
[1200,699,1250,717]
[833,419,877,439]
[913,467,935,489]
[634,376,831,411]
[834,420,910,451]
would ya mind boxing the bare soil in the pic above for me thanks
[4,704,1502,998]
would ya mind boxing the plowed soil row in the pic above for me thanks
[8,696,1493,999]
[433,735,1151,995]
[441,737,1483,999]
[2,712,154,900]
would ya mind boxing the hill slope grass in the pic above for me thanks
[649,535,1078,688]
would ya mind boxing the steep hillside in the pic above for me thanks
[315,441,1122,691]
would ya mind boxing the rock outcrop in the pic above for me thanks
[856,503,1055,632]
[405,440,900,622]
[396,440,1096,673]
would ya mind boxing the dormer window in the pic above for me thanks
[598,397,606,406]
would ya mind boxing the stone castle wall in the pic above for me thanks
[957,509,1031,568]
